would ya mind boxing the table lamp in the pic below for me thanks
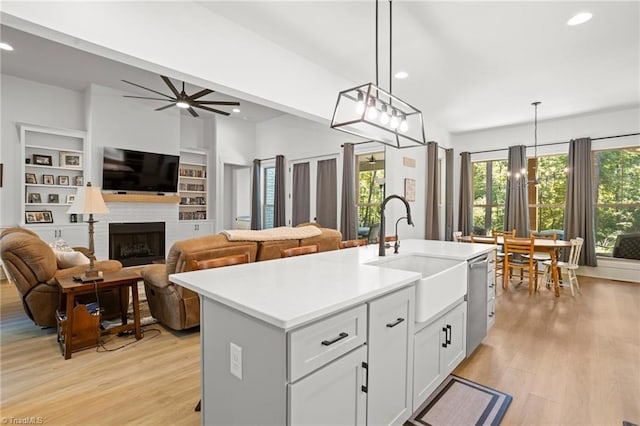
[67,182,109,280]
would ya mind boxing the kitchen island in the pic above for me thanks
[171,239,494,425]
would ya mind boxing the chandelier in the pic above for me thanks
[330,0,426,149]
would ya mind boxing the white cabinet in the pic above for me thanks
[19,124,88,240]
[367,286,414,426]
[26,224,88,247]
[289,345,367,426]
[175,220,214,240]
[412,301,467,410]
[178,148,208,221]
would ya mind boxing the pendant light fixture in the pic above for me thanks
[531,101,541,185]
[330,0,426,149]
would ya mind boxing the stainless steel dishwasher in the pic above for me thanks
[466,254,489,357]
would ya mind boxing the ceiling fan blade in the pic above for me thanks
[188,89,214,100]
[187,107,199,117]
[192,104,231,116]
[195,101,241,106]
[124,95,175,101]
[155,103,176,111]
[122,79,173,99]
[161,75,181,98]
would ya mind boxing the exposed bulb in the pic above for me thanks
[399,116,408,132]
[521,168,526,175]
[366,100,378,120]
[507,171,512,177]
[380,105,390,125]
[515,172,521,179]
[355,92,365,114]
[389,109,399,129]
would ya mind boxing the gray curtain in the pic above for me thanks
[444,148,454,241]
[505,145,530,237]
[425,141,440,240]
[316,158,337,229]
[564,137,597,266]
[457,152,473,235]
[274,155,286,227]
[340,143,357,240]
[250,159,261,230]
[292,162,310,226]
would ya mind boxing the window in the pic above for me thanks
[528,154,568,232]
[472,160,508,234]
[356,152,385,233]
[593,147,640,255]
[263,167,275,229]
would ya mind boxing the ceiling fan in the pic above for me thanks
[121,75,239,117]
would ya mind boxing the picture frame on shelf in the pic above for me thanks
[25,172,37,184]
[42,174,54,185]
[60,152,82,168]
[74,176,83,186]
[48,194,59,204]
[66,194,76,204]
[58,175,69,186]
[33,154,53,166]
[25,210,53,224]
[28,193,42,204]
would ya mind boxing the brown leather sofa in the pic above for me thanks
[0,227,125,327]
[141,227,342,330]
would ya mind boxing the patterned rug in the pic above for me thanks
[408,375,512,426]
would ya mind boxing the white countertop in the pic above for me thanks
[170,239,493,330]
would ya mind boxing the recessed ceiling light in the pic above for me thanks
[567,12,592,26]
[0,42,14,51]
[394,71,408,79]
[232,108,241,113]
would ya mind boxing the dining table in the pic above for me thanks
[459,235,573,297]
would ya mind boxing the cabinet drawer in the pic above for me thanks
[487,273,496,301]
[288,305,367,382]
[487,251,496,273]
[487,298,496,331]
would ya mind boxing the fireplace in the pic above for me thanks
[109,222,165,266]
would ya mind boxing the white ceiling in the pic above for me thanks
[1,1,639,133]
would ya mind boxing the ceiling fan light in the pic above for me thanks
[176,101,190,109]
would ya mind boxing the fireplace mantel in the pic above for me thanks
[103,193,180,204]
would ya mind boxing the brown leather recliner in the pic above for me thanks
[0,227,125,327]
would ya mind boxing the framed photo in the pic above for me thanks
[42,174,54,185]
[60,152,82,169]
[404,178,416,202]
[25,173,37,184]
[58,175,69,186]
[33,154,53,166]
[66,194,76,204]
[74,175,84,186]
[48,194,59,204]
[25,210,53,224]
[28,193,42,204]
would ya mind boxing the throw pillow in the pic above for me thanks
[54,249,90,269]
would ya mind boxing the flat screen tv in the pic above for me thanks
[102,147,179,193]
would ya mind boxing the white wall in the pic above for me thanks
[0,74,85,227]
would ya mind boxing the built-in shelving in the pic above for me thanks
[178,149,208,221]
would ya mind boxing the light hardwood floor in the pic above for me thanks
[1,275,638,425]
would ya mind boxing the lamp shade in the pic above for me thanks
[67,183,109,214]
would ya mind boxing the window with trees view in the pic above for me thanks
[356,152,385,231]
[263,166,275,229]
[472,147,640,256]
[593,147,640,255]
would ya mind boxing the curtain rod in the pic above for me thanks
[464,132,640,155]
[257,156,276,162]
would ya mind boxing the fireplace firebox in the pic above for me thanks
[109,222,165,266]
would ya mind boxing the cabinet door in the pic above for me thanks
[442,301,467,376]
[412,319,444,410]
[288,345,367,426]
[58,226,89,248]
[367,287,414,426]
[487,298,496,331]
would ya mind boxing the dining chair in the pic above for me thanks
[280,244,320,258]
[503,236,538,295]
[541,237,583,296]
[523,231,557,263]
[339,239,368,249]
[190,252,251,412]
[491,229,516,284]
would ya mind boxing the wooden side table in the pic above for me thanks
[56,269,142,359]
